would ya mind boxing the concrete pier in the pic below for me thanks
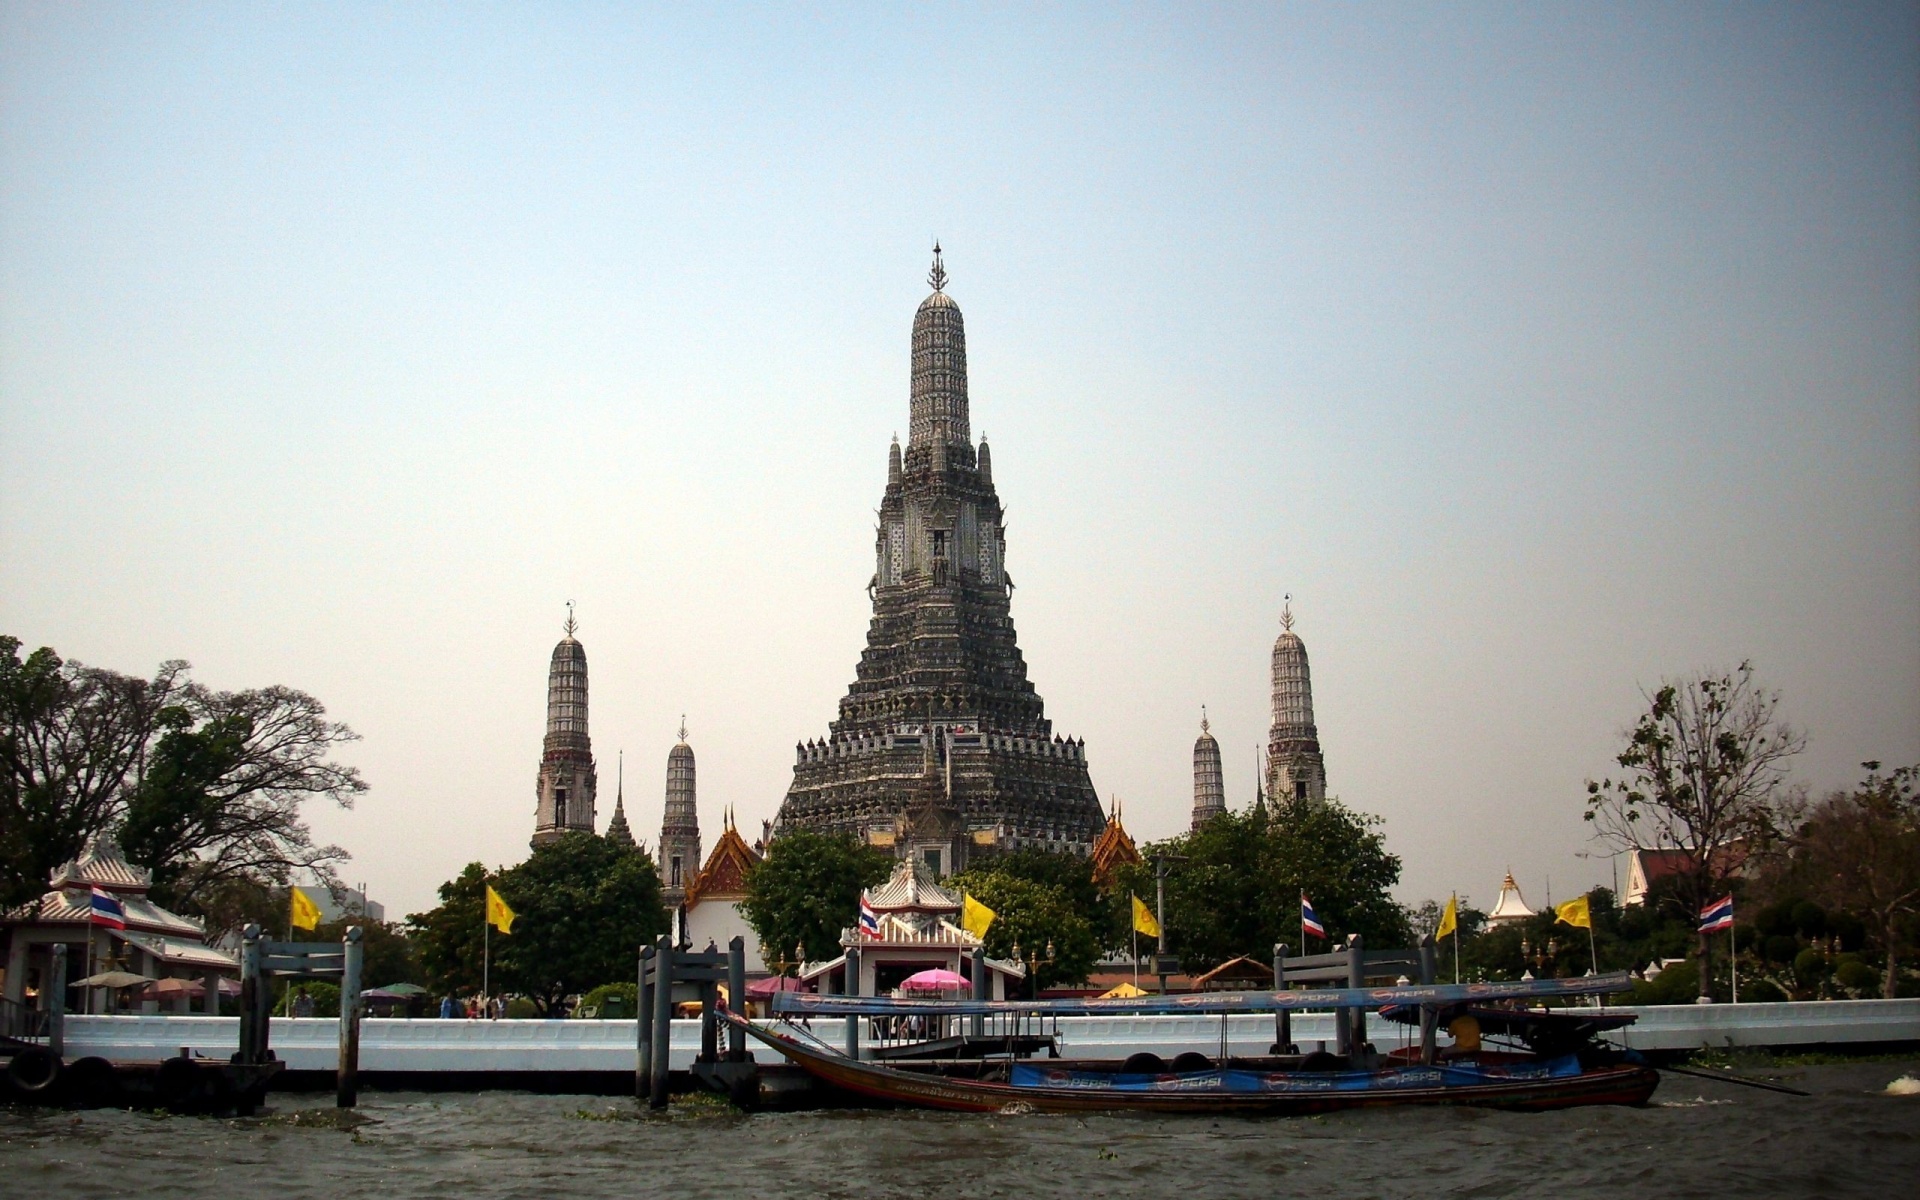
[47,997,1919,1090]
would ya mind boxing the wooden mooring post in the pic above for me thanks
[726,937,746,1063]
[336,926,363,1108]
[1345,934,1367,1059]
[1271,943,1292,1054]
[47,942,66,1058]
[1417,933,1439,1064]
[636,943,654,1097]
[648,936,674,1109]
[843,945,861,1060]
[235,923,360,1104]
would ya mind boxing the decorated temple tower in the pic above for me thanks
[773,249,1106,874]
[658,721,702,906]
[605,751,637,849]
[1192,710,1226,828]
[532,607,598,847]
[1264,598,1327,804]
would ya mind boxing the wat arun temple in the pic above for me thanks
[526,249,1329,878]
[770,249,1107,874]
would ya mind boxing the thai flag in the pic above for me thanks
[1698,894,1734,934]
[858,896,880,939]
[89,886,126,930]
[1301,892,1326,940]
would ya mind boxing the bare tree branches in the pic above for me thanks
[1585,661,1805,1000]
[1586,661,1803,885]
[1,635,364,927]
[1,637,189,908]
[1782,763,1920,997]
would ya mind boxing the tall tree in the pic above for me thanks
[740,829,892,966]
[120,682,362,914]
[0,637,186,908]
[1585,661,1804,1001]
[1,636,364,925]
[1115,797,1408,973]
[492,832,667,1015]
[1783,763,1920,998]
[942,869,1100,992]
[409,863,491,997]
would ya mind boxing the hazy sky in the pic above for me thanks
[4,3,1916,920]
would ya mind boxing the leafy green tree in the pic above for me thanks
[1,637,186,908]
[1112,797,1408,973]
[0,635,363,925]
[408,863,491,997]
[491,833,668,1015]
[942,870,1100,993]
[740,829,892,967]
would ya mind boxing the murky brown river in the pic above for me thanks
[4,1060,1918,1199]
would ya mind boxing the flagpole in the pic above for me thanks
[483,908,490,1006]
[1730,925,1738,1005]
[1449,891,1460,984]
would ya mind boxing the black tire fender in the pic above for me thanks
[7,1047,63,1093]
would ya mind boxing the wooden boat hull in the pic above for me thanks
[735,1021,1659,1116]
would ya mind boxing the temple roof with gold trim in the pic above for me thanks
[685,813,761,906]
[1090,800,1141,888]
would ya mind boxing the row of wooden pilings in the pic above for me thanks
[236,924,364,1107]
[1272,933,1440,1064]
[636,934,747,1108]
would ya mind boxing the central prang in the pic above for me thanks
[772,250,1106,875]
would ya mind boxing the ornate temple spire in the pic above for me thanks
[606,749,636,849]
[779,248,1105,868]
[1266,595,1327,805]
[1192,707,1225,829]
[532,605,596,847]
[659,720,701,905]
[909,245,969,450]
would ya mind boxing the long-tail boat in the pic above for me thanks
[735,972,1657,1115]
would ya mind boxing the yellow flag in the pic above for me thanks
[961,893,996,938]
[1435,893,1458,941]
[1131,894,1161,939]
[1555,893,1591,930]
[486,885,516,934]
[289,886,321,931]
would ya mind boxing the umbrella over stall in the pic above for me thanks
[899,969,970,993]
[75,970,155,989]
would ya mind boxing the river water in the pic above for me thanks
[5,1060,1918,1199]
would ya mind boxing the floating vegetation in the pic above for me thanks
[249,1108,382,1131]
[1686,1047,1918,1070]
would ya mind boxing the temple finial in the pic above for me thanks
[564,600,577,639]
[1201,704,1209,735]
[1280,593,1294,632]
[678,714,688,743]
[928,241,947,293]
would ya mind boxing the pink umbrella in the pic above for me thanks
[746,975,807,998]
[900,969,969,993]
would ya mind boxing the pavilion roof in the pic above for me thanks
[1488,873,1536,922]
[49,833,150,892]
[866,857,960,913]
[1190,954,1275,989]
